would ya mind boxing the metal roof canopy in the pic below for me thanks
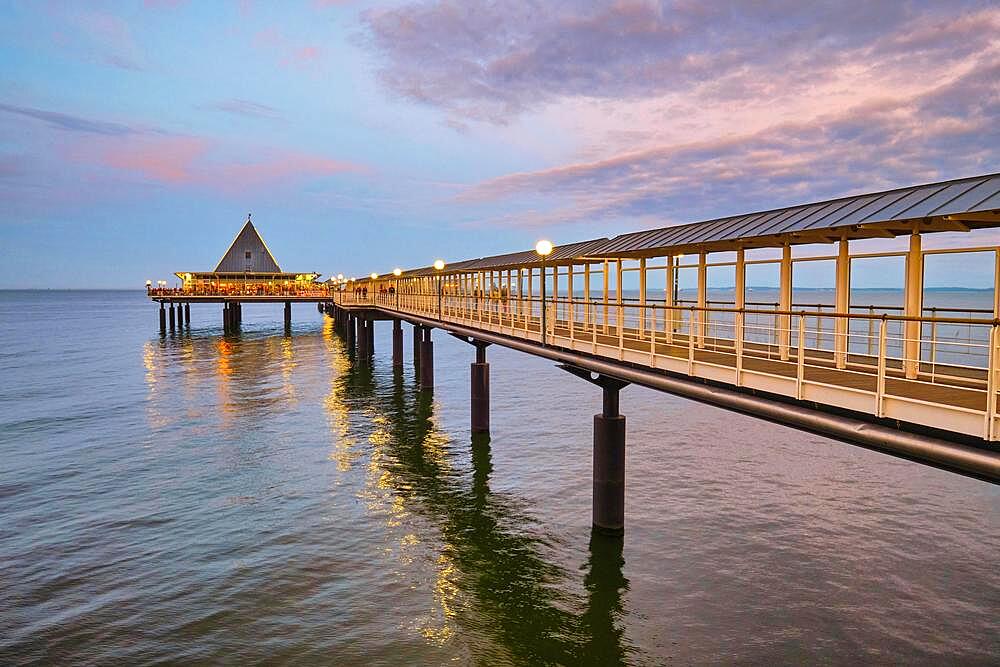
[375,173,1000,279]
[584,172,1000,259]
[394,238,611,278]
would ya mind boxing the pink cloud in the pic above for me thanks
[211,151,359,191]
[64,131,360,192]
[285,45,321,66]
[100,136,208,183]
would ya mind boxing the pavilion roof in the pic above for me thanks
[215,217,282,272]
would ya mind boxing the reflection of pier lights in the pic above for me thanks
[362,356,636,663]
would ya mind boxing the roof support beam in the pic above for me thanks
[904,231,923,379]
[835,238,851,369]
[779,243,792,361]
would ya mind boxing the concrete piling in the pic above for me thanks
[184,302,191,327]
[419,327,434,391]
[471,342,490,433]
[392,319,403,368]
[413,324,422,372]
[284,301,291,332]
[592,378,629,535]
[168,303,176,333]
[159,303,166,335]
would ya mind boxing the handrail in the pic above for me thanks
[346,291,1000,326]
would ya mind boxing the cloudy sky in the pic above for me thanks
[0,0,997,287]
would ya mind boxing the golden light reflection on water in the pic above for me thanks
[418,552,460,645]
[142,341,171,430]
[322,318,361,473]
[342,375,461,648]
[279,336,297,405]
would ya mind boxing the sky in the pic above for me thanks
[0,0,997,288]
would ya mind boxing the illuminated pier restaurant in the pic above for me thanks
[147,214,324,334]
[151,174,1000,533]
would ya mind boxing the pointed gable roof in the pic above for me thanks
[214,216,282,273]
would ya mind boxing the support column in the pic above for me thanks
[420,327,434,390]
[696,251,707,347]
[779,243,792,360]
[169,302,176,333]
[392,319,403,368]
[222,303,230,335]
[471,342,490,433]
[357,317,370,360]
[413,324,422,370]
[665,255,674,343]
[602,260,609,334]
[835,238,850,368]
[904,230,923,379]
[559,366,630,535]
[159,303,166,335]
[347,314,357,351]
[638,257,646,337]
[735,247,745,358]
[367,317,375,356]
[184,303,190,327]
[615,259,623,337]
[284,301,291,333]
[177,301,185,328]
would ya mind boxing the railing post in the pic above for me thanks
[735,310,744,386]
[592,308,598,354]
[688,307,695,375]
[985,324,998,440]
[876,317,887,418]
[603,260,610,335]
[618,302,625,360]
[568,263,575,343]
[797,313,806,400]
[929,307,938,380]
[638,257,646,339]
[648,306,656,365]
[867,305,875,356]
[697,251,707,348]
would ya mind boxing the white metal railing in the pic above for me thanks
[332,289,1000,440]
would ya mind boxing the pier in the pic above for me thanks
[152,174,1000,533]
[147,215,327,336]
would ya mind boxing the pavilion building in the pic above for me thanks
[174,215,321,296]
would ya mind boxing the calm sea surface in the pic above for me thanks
[1,290,998,665]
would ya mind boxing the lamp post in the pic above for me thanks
[535,240,554,345]
[433,259,445,319]
[145,279,152,294]
[393,268,402,309]
[370,273,378,304]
